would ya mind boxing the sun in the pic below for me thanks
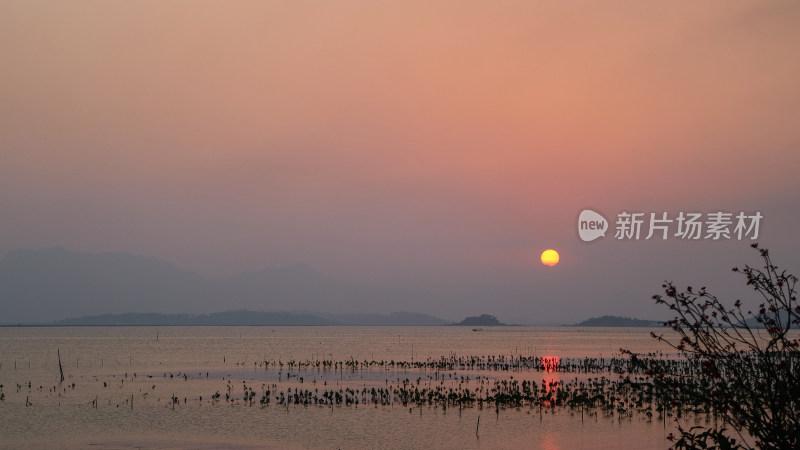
[541,249,560,267]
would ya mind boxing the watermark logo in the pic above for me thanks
[578,209,608,242]
[578,210,762,242]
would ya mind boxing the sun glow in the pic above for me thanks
[541,249,560,267]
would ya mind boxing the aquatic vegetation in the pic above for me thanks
[194,352,723,424]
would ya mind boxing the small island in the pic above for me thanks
[571,315,660,327]
[454,314,504,326]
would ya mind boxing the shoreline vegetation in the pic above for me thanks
[638,246,800,448]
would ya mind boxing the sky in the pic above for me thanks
[1,0,799,323]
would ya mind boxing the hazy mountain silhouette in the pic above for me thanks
[50,310,338,326]
[45,310,448,326]
[0,247,214,323]
[319,311,448,326]
[0,247,445,323]
[571,315,660,327]
[454,314,504,326]
[221,262,413,312]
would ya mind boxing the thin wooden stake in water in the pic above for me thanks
[58,349,64,383]
[476,415,480,437]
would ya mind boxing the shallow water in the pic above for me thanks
[0,326,689,449]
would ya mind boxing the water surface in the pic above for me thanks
[0,326,689,449]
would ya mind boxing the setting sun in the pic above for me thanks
[541,249,560,267]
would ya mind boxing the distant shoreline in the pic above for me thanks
[0,323,662,328]
[0,312,664,328]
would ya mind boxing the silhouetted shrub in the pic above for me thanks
[634,245,799,449]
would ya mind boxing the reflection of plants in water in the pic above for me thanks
[540,356,560,408]
[541,356,560,372]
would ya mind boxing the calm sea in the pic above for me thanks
[0,326,689,449]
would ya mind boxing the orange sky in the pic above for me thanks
[1,0,799,322]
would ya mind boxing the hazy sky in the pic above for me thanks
[1,0,799,323]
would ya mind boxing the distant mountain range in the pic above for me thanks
[571,315,661,327]
[42,310,449,326]
[0,247,446,324]
[48,312,660,328]
[0,247,658,327]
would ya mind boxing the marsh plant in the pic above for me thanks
[632,244,799,449]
